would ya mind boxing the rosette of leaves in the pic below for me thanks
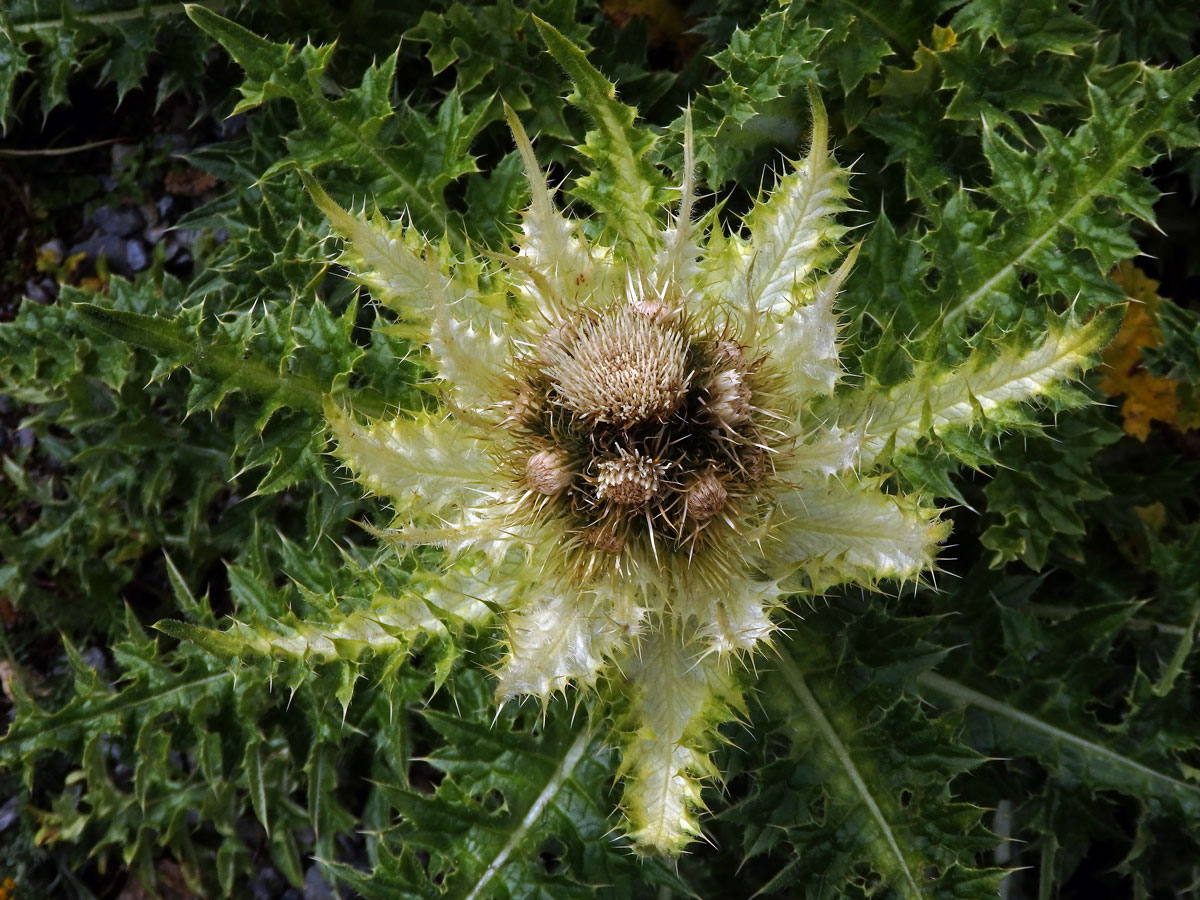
[164,19,1117,856]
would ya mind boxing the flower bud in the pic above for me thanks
[706,368,752,427]
[685,471,728,521]
[596,449,666,506]
[526,448,574,495]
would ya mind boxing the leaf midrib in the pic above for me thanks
[942,63,1200,327]
[776,652,925,900]
[917,672,1200,802]
[459,726,593,900]
[9,0,227,31]
[0,671,232,759]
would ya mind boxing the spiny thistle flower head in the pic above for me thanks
[504,291,783,580]
[304,19,1118,856]
[539,301,692,426]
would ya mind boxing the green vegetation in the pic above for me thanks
[1,1,1198,897]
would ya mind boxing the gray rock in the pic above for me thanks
[110,143,137,171]
[68,234,129,274]
[92,204,145,238]
[303,866,335,900]
[24,277,55,304]
[125,239,149,272]
[0,795,20,832]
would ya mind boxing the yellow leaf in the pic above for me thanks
[1100,262,1182,441]
[932,25,957,52]
[1134,502,1167,536]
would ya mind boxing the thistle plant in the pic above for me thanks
[6,2,1200,894]
[276,21,1115,854]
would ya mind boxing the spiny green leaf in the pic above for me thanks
[532,15,670,257]
[918,672,1200,819]
[185,4,488,248]
[0,0,218,128]
[333,680,689,899]
[72,291,398,437]
[246,738,270,837]
[155,619,247,658]
[936,57,1200,332]
[665,6,825,185]
[951,0,1097,53]
[980,409,1121,568]
[405,0,587,142]
[732,611,1004,900]
[75,302,323,413]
